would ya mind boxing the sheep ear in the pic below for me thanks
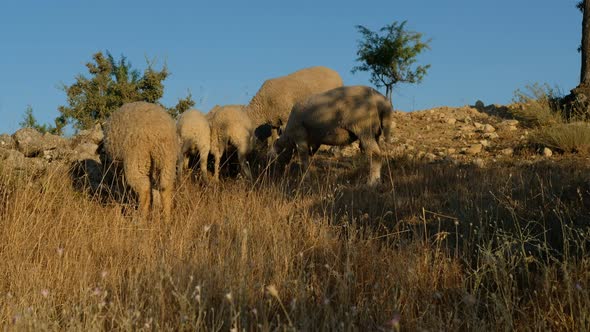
[254,124,273,141]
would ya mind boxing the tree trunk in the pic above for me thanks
[567,0,590,121]
[582,0,590,84]
[385,85,393,110]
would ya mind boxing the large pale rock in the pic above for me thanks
[12,128,44,157]
[72,124,104,146]
[465,144,483,155]
[12,128,69,158]
[543,147,553,158]
[0,134,15,149]
[0,147,46,173]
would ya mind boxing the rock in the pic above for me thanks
[500,120,519,131]
[483,124,496,133]
[461,116,473,124]
[465,144,483,155]
[43,147,76,162]
[473,122,483,129]
[483,132,499,140]
[0,147,46,173]
[447,148,456,154]
[330,141,359,158]
[543,147,553,158]
[0,134,15,149]
[460,125,476,132]
[424,152,437,162]
[12,128,44,157]
[73,124,104,146]
[446,118,457,125]
[479,140,491,147]
[472,158,485,168]
[42,132,69,150]
[12,128,69,158]
[500,148,514,156]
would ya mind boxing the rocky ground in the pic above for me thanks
[0,102,573,182]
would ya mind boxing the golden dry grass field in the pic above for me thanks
[2,104,590,331]
[1,148,590,331]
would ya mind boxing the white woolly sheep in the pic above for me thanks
[271,85,393,185]
[246,66,343,144]
[103,101,179,220]
[176,109,210,181]
[207,105,256,181]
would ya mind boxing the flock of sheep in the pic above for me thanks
[101,66,394,220]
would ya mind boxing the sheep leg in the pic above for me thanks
[238,151,252,181]
[232,132,253,181]
[159,156,177,222]
[211,145,223,182]
[125,166,152,219]
[177,141,191,181]
[199,146,210,181]
[359,137,383,186]
[295,141,311,175]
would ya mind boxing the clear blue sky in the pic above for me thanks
[0,0,581,134]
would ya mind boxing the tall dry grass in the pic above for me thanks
[1,155,590,330]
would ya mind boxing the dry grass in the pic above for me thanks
[510,83,564,128]
[1,154,590,331]
[530,122,590,155]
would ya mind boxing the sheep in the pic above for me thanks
[207,105,256,182]
[102,101,179,220]
[271,85,393,186]
[176,109,210,181]
[246,66,343,145]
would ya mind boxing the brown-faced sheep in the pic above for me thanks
[103,101,179,220]
[246,66,343,144]
[271,85,393,185]
[176,109,210,181]
[207,105,255,182]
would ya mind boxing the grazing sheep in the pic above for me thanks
[103,101,179,220]
[207,105,255,181]
[246,66,343,144]
[176,109,210,181]
[271,86,393,185]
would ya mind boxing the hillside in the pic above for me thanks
[1,103,590,330]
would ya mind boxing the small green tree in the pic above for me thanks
[19,105,66,134]
[352,21,431,108]
[167,92,196,118]
[20,105,48,133]
[58,51,194,132]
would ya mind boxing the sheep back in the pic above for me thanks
[177,109,210,155]
[208,105,254,150]
[283,85,393,145]
[246,66,343,129]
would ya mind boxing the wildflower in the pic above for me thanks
[56,247,64,257]
[225,292,233,302]
[41,289,49,298]
[386,312,401,331]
